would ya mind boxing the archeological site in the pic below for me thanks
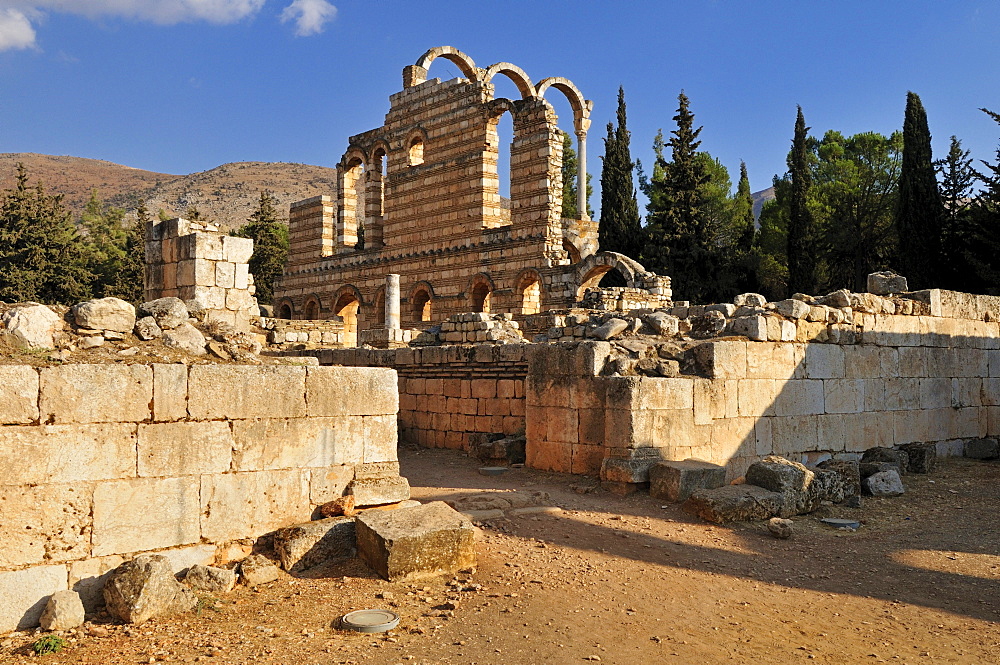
[2,43,1000,665]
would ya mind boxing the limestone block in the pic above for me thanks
[223,235,254,263]
[234,263,250,290]
[0,424,135,485]
[863,470,904,496]
[69,556,124,612]
[39,364,152,424]
[215,261,236,288]
[163,322,207,355]
[730,315,767,341]
[734,293,768,307]
[773,380,825,416]
[232,417,360,471]
[0,365,39,424]
[868,271,908,295]
[770,415,819,456]
[157,544,217,574]
[189,365,306,419]
[103,555,197,625]
[649,460,727,502]
[0,565,67,633]
[816,459,861,497]
[192,233,225,261]
[92,477,201,556]
[348,476,411,507]
[0,483,92,568]
[2,304,62,349]
[200,469,311,543]
[138,421,233,477]
[775,299,811,319]
[309,466,356,504]
[824,379,865,414]
[190,284,226,310]
[682,485,782,524]
[356,502,476,582]
[153,363,188,421]
[73,297,136,333]
[305,366,398,416]
[899,441,937,473]
[964,437,999,459]
[140,297,189,330]
[239,554,280,586]
[134,316,162,340]
[364,414,399,464]
[737,379,777,418]
[274,517,357,574]
[183,565,236,593]
[805,344,845,379]
[861,447,909,475]
[692,340,747,379]
[919,377,952,410]
[39,589,85,631]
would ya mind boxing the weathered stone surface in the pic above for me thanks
[190,365,306,419]
[683,485,783,523]
[69,556,124,613]
[649,460,726,503]
[73,297,136,333]
[356,502,476,582]
[348,476,411,507]
[0,423,135,485]
[2,304,62,349]
[162,322,207,355]
[859,461,899,479]
[103,555,197,625]
[140,297,189,330]
[0,565,67,632]
[309,466,355,504]
[863,469,905,496]
[232,417,358,471]
[93,477,201,556]
[157,545,217,574]
[767,517,794,539]
[899,442,937,474]
[138,421,233,477]
[690,311,727,339]
[775,299,811,319]
[861,447,909,475]
[643,312,680,336]
[39,590,85,631]
[78,335,105,349]
[0,365,39,424]
[816,459,861,498]
[746,455,813,494]
[0,484,91,568]
[593,318,629,341]
[152,363,188,421]
[305,366,398,417]
[183,565,236,593]
[964,437,1000,459]
[319,495,356,518]
[600,455,663,484]
[200,469,311,542]
[734,293,768,308]
[820,289,851,308]
[134,316,162,340]
[239,554,280,586]
[39,364,152,424]
[274,517,357,574]
[867,271,908,295]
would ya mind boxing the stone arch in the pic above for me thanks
[333,285,363,347]
[371,287,386,328]
[337,147,367,249]
[370,140,390,173]
[276,299,294,320]
[534,77,591,131]
[468,273,494,314]
[303,294,322,320]
[405,128,427,167]
[409,281,434,323]
[562,238,583,264]
[574,252,643,300]
[415,46,479,82]
[515,269,543,315]
[483,62,535,99]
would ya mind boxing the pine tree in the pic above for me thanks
[232,191,289,305]
[895,91,944,289]
[731,161,757,292]
[787,106,816,295]
[104,203,148,303]
[561,132,593,219]
[598,87,642,259]
[935,136,977,290]
[80,189,128,298]
[963,109,1000,292]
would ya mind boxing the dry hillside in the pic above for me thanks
[0,153,338,230]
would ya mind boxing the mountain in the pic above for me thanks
[751,186,775,221]
[0,153,338,230]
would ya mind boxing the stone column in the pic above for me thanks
[575,129,588,220]
[385,274,401,330]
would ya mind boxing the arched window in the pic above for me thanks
[470,275,492,314]
[599,269,627,288]
[334,290,361,347]
[411,287,432,322]
[517,271,542,315]
[304,299,320,320]
[563,238,582,264]
[277,303,292,319]
[408,136,424,166]
[372,288,386,328]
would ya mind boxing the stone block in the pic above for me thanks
[600,455,662,484]
[863,470,904,496]
[274,517,357,574]
[232,417,361,471]
[73,297,136,333]
[162,322,207,355]
[152,363,188,421]
[239,554,281,586]
[348,476,411,507]
[805,344,845,379]
[773,380,825,416]
[0,365,39,424]
[69,556,124,612]
[306,366,398,417]
[200,470,311,543]
[0,423,136,485]
[898,441,937,474]
[649,460,726,502]
[356,502,476,582]
[0,565,67,633]
[0,483,92,568]
[824,379,864,414]
[188,365,306,419]
[816,459,861,498]
[309,466,355,504]
[692,340,747,379]
[861,447,909,475]
[39,364,152,424]
[138,421,233,477]
[156,544,217,574]
[39,589,85,631]
[103,554,197,625]
[183,565,236,593]
[2,304,62,349]
[964,437,999,459]
[867,271,908,295]
[222,235,254,263]
[363,414,399,464]
[93,477,201,556]
[682,485,783,524]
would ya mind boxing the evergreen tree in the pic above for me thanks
[104,203,148,303]
[962,109,1000,292]
[598,87,642,259]
[232,191,289,305]
[935,136,977,291]
[561,132,593,218]
[895,91,944,289]
[185,206,204,221]
[787,106,817,295]
[79,189,128,297]
[731,161,757,292]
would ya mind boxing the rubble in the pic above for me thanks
[273,517,357,574]
[103,555,197,625]
[38,590,85,631]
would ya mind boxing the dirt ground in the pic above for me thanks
[3,447,999,665]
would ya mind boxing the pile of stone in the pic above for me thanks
[412,312,525,345]
[469,433,526,466]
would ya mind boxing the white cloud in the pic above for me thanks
[280,0,335,36]
[0,1,267,26]
[0,8,36,51]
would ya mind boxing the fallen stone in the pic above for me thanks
[509,506,562,516]
[319,495,356,518]
[78,335,105,349]
[140,297,189,330]
[649,460,727,503]
[775,298,811,319]
[746,456,815,517]
[767,517,793,539]
[733,293,767,308]
[689,311,727,339]
[273,517,357,574]
[600,457,662,484]
[859,461,900,479]
[356,502,476,582]
[898,442,936,474]
[867,271,908,295]
[182,565,236,594]
[104,330,125,341]
[964,437,1000,460]
[643,312,680,336]
[348,476,411,507]
[682,485,783,523]
[239,555,280,586]
[207,340,232,360]
[162,322,207,355]
[806,467,846,506]
[820,289,851,308]
[103,555,197,625]
[863,470,905,497]
[73,297,135,333]
[472,434,526,465]
[816,459,861,498]
[861,447,908,475]
[593,318,629,341]
[39,590,85,631]
[2,304,62,349]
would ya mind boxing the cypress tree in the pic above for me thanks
[787,106,816,295]
[734,161,756,250]
[598,86,641,259]
[895,91,944,289]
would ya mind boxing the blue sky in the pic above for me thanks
[2,1,999,210]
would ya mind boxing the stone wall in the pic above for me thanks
[0,363,399,633]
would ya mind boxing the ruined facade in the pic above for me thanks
[274,46,670,343]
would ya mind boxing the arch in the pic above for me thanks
[468,273,494,314]
[574,251,644,300]
[534,77,591,130]
[410,281,434,323]
[369,140,391,170]
[515,269,543,316]
[483,62,535,99]
[337,149,366,249]
[276,299,293,320]
[415,46,479,81]
[333,285,363,347]
[562,238,582,264]
[408,136,424,166]
[303,296,321,320]
[372,286,386,328]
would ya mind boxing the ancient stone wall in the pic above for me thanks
[0,363,400,633]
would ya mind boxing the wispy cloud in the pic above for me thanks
[280,0,336,37]
[0,8,37,51]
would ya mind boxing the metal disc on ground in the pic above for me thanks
[341,609,400,633]
[478,466,508,476]
[820,518,861,529]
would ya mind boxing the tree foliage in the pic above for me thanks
[787,106,818,294]
[598,87,642,259]
[232,191,289,305]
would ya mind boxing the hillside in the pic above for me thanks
[0,153,338,230]
[752,186,775,220]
